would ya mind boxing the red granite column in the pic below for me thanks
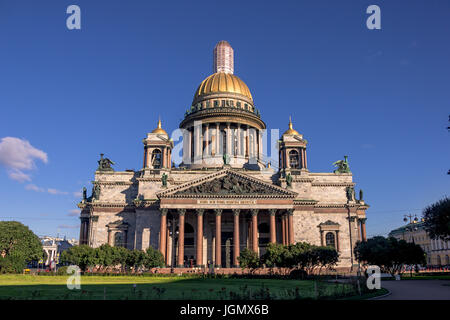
[357,219,362,241]
[233,209,240,267]
[281,214,286,245]
[251,209,258,253]
[215,209,222,267]
[165,223,170,264]
[336,231,340,251]
[159,209,167,263]
[196,209,204,267]
[288,210,294,244]
[269,209,276,243]
[177,209,186,267]
[361,218,367,241]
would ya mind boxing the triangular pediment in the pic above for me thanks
[157,169,297,199]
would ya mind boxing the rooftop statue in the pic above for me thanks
[92,184,101,201]
[161,173,168,187]
[97,153,115,172]
[223,153,230,166]
[333,155,351,174]
[346,186,355,202]
[286,173,293,188]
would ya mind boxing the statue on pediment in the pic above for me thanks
[333,155,351,174]
[286,173,293,188]
[346,186,355,202]
[92,184,100,200]
[97,153,115,172]
[223,153,230,166]
[161,173,168,187]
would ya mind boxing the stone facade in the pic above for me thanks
[78,41,369,271]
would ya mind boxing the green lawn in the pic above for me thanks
[0,274,379,300]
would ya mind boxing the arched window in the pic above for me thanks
[445,255,449,266]
[151,149,162,169]
[289,150,300,169]
[436,255,441,266]
[325,232,336,249]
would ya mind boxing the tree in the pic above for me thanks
[354,236,426,276]
[95,244,115,270]
[0,221,44,273]
[113,246,129,272]
[423,196,450,241]
[60,245,97,272]
[126,250,147,272]
[237,248,260,273]
[261,243,287,269]
[144,246,165,268]
[286,242,312,271]
[315,246,339,274]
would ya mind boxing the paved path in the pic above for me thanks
[376,280,450,300]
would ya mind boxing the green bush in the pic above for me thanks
[56,266,69,275]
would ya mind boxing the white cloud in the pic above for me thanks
[0,137,48,182]
[73,191,83,198]
[47,188,69,195]
[25,184,45,192]
[9,169,32,182]
[25,184,69,196]
[68,209,80,217]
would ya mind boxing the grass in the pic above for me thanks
[0,274,384,300]
[399,273,450,280]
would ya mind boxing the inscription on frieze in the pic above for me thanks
[197,199,257,205]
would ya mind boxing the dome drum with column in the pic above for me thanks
[179,41,266,169]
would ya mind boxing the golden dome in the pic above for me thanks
[283,117,300,135]
[193,72,253,102]
[151,118,168,135]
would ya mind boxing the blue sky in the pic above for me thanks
[0,0,448,240]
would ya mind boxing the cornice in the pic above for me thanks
[92,181,137,186]
[179,107,266,129]
[311,182,355,187]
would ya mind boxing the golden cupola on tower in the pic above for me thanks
[151,118,168,135]
[283,117,300,136]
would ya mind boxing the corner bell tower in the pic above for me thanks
[143,119,173,170]
[278,117,308,172]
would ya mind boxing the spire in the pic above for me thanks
[214,40,234,74]
[283,116,300,136]
[157,117,162,129]
[151,117,168,135]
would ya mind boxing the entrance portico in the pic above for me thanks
[156,169,297,268]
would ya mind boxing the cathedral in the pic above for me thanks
[78,41,369,270]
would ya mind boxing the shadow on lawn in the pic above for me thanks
[0,278,364,300]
